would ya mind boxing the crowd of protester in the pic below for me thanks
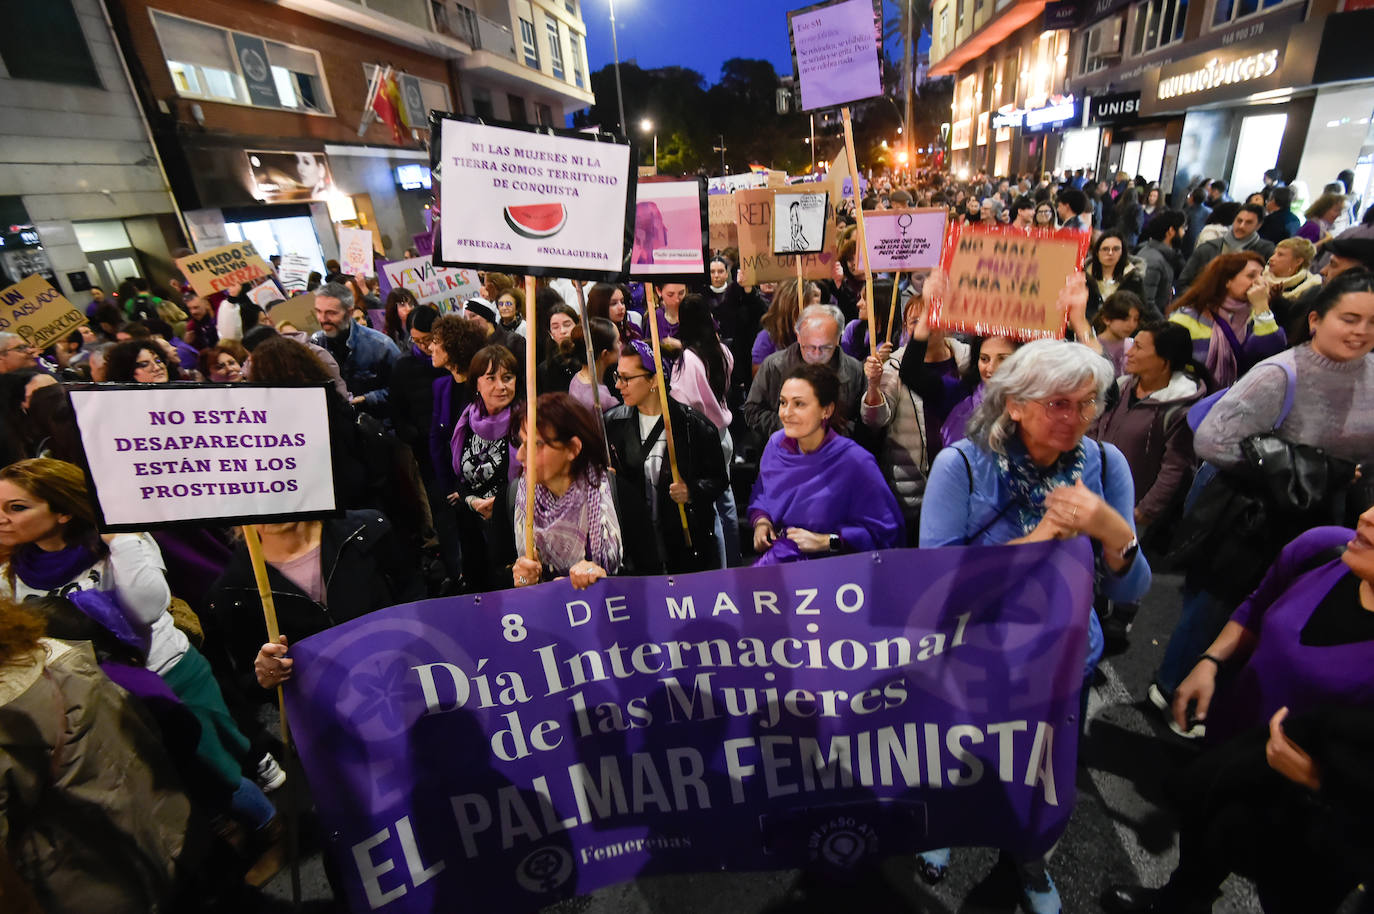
[0,163,1371,914]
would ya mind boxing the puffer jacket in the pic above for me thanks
[1092,371,1207,529]
[860,338,970,521]
[1086,255,1147,321]
[0,639,191,914]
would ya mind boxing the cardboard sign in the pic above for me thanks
[0,274,87,350]
[708,193,738,251]
[67,384,337,530]
[630,178,709,282]
[176,242,274,298]
[382,257,481,313]
[278,253,313,294]
[931,223,1091,340]
[863,207,948,271]
[736,186,837,286]
[268,292,319,334]
[435,115,635,281]
[337,226,375,278]
[772,191,829,255]
[789,0,883,111]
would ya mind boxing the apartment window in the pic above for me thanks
[1213,0,1296,26]
[571,35,585,88]
[508,93,528,123]
[1079,14,1124,75]
[519,18,539,68]
[956,0,966,31]
[546,20,565,80]
[0,0,101,87]
[471,86,495,120]
[536,103,555,126]
[565,0,577,13]
[362,65,451,126]
[1132,0,1187,55]
[151,11,333,115]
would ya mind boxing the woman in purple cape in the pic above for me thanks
[748,362,904,565]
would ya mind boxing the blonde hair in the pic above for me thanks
[1275,236,1316,269]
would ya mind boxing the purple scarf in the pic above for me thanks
[513,467,622,575]
[451,399,522,481]
[11,542,152,656]
[1206,298,1251,389]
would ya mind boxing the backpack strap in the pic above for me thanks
[1272,359,1297,430]
[956,442,974,494]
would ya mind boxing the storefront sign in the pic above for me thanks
[1137,24,1302,115]
[1022,97,1080,133]
[993,109,1025,129]
[934,223,1092,339]
[248,150,333,203]
[1081,0,1132,26]
[382,256,481,313]
[231,34,281,109]
[631,178,709,281]
[68,384,336,530]
[735,186,837,286]
[285,540,1092,914]
[788,0,883,111]
[863,207,947,271]
[435,116,635,282]
[0,273,87,350]
[1157,48,1280,101]
[1088,90,1140,125]
[1043,0,1082,29]
[175,242,274,298]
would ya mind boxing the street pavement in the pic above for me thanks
[264,571,1368,913]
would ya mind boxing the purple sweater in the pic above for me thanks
[1209,526,1374,742]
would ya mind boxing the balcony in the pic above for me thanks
[274,0,472,58]
[432,0,517,59]
[929,0,1049,76]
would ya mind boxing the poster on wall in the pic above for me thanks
[433,114,635,281]
[629,178,709,282]
[771,190,829,255]
[931,222,1091,340]
[248,150,333,203]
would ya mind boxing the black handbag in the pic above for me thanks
[1240,435,1358,515]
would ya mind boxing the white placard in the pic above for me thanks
[381,257,482,313]
[438,118,633,279]
[246,280,284,309]
[771,191,829,255]
[337,227,374,278]
[278,253,313,293]
[69,385,336,529]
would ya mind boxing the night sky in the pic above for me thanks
[581,0,905,86]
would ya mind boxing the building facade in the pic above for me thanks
[0,0,182,307]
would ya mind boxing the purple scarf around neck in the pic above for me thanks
[1205,298,1251,388]
[452,399,522,481]
[11,541,152,657]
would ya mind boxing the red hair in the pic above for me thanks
[1168,251,1264,319]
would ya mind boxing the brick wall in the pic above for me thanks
[118,0,456,147]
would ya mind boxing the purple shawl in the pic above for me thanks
[451,399,522,483]
[11,543,152,656]
[747,430,905,565]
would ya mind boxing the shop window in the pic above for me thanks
[508,94,528,123]
[1131,0,1187,56]
[1213,0,1297,27]
[1079,15,1123,75]
[547,19,565,80]
[150,11,333,115]
[471,86,495,119]
[0,0,101,87]
[519,18,540,68]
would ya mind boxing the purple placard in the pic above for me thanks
[285,540,1092,913]
[413,232,434,257]
[789,0,883,112]
[863,207,949,271]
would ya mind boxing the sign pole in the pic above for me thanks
[574,281,613,467]
[643,283,692,546]
[795,246,804,303]
[241,523,300,909]
[523,276,539,561]
[840,105,876,356]
[885,271,903,347]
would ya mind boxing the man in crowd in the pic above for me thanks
[1010,196,1035,230]
[743,303,863,440]
[1258,187,1301,244]
[311,281,401,416]
[1057,189,1092,232]
[1178,203,1274,289]
[1206,179,1230,205]
[1135,211,1187,319]
[0,334,41,375]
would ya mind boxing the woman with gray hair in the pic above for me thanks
[915,338,1151,913]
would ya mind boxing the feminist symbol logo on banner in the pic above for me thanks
[898,212,913,237]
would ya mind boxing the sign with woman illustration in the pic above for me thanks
[629,178,709,283]
[772,191,829,255]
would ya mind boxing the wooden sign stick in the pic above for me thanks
[644,284,692,546]
[574,280,613,467]
[523,275,538,561]
[840,105,877,356]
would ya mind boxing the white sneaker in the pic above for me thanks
[256,753,286,792]
[1147,681,1170,713]
[1168,718,1207,739]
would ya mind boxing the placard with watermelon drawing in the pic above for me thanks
[433,113,636,281]
[629,177,709,283]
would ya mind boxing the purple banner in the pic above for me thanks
[285,540,1092,913]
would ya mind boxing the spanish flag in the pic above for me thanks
[367,66,408,145]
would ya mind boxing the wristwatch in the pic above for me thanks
[1111,536,1140,564]
[829,534,842,553]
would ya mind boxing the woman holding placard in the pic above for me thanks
[510,393,622,590]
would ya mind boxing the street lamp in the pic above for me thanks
[607,0,627,135]
[640,118,657,170]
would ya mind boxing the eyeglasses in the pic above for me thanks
[0,343,33,355]
[1032,397,1099,421]
[612,370,651,384]
[800,344,837,358]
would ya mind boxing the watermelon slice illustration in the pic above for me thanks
[504,203,568,239]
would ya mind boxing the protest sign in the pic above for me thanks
[0,273,87,350]
[382,257,482,313]
[338,227,375,277]
[863,207,948,271]
[932,223,1091,340]
[286,539,1090,914]
[435,115,635,281]
[789,0,883,112]
[278,253,313,294]
[246,280,285,310]
[708,193,738,252]
[176,242,274,298]
[412,231,434,257]
[268,292,319,334]
[707,173,768,194]
[736,186,837,285]
[772,191,829,255]
[67,384,337,530]
[630,178,709,282]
